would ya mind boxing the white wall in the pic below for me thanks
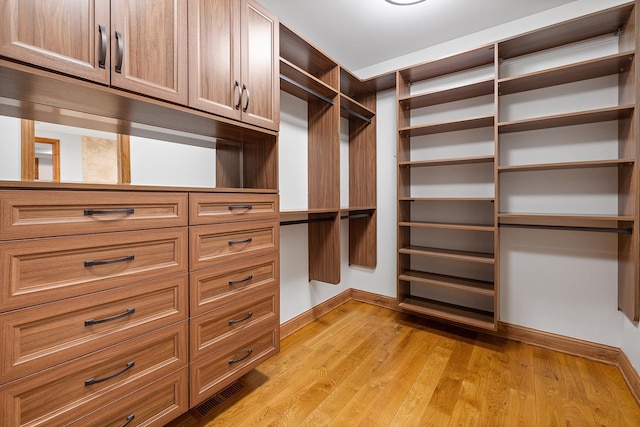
[0,116,21,180]
[129,136,216,188]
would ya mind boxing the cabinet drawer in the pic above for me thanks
[190,220,279,271]
[189,193,278,225]
[190,288,279,361]
[67,368,189,427]
[0,190,188,240]
[0,321,188,427]
[191,253,279,315]
[190,326,279,406]
[0,227,188,312]
[0,274,188,384]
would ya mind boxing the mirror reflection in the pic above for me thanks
[0,114,236,188]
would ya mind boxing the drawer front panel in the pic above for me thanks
[191,289,279,360]
[189,193,278,225]
[190,220,279,271]
[0,274,188,384]
[0,321,188,427]
[190,327,279,406]
[0,228,188,311]
[0,190,188,240]
[67,368,189,427]
[190,253,279,315]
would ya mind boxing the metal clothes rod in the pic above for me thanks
[279,74,334,105]
[340,106,372,124]
[280,216,335,226]
[499,223,633,234]
[340,212,373,220]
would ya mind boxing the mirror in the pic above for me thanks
[0,106,274,189]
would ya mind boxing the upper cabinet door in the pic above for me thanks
[241,0,279,130]
[188,0,242,122]
[110,0,188,105]
[0,0,110,84]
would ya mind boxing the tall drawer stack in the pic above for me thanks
[0,190,190,426]
[188,193,280,405]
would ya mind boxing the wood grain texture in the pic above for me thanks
[167,301,640,427]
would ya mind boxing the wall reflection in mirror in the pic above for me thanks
[0,114,241,188]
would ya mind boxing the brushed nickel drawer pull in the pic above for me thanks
[84,254,135,267]
[228,348,253,364]
[84,308,135,326]
[228,275,253,286]
[84,208,135,216]
[120,414,135,427]
[228,205,253,211]
[228,237,252,246]
[85,361,135,386]
[228,311,253,325]
[98,25,107,69]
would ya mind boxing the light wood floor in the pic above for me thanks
[167,301,640,426]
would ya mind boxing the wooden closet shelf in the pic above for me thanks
[399,155,494,168]
[498,51,635,95]
[498,105,635,134]
[399,79,495,109]
[399,44,495,83]
[280,59,337,103]
[399,197,495,202]
[498,158,635,172]
[280,23,338,81]
[340,94,375,121]
[399,221,495,232]
[398,296,495,330]
[497,3,634,59]
[400,116,495,137]
[498,213,635,222]
[280,208,339,216]
[399,270,494,296]
[399,245,495,264]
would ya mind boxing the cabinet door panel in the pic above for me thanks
[111,0,188,104]
[189,193,278,225]
[0,190,188,240]
[190,220,279,271]
[0,228,188,311]
[67,368,189,427]
[242,0,279,130]
[0,0,110,84]
[188,0,242,119]
[0,274,188,384]
[189,326,278,406]
[0,322,187,427]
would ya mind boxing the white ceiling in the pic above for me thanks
[259,0,578,73]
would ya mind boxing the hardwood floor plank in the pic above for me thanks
[166,301,640,427]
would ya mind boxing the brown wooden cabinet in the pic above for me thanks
[110,0,188,104]
[0,0,188,103]
[0,0,111,84]
[189,0,279,130]
[0,184,280,425]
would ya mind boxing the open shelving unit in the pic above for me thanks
[279,23,378,284]
[495,2,639,321]
[395,1,640,330]
[396,44,498,331]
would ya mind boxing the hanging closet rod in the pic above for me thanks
[280,216,335,226]
[280,75,335,105]
[340,212,373,220]
[499,223,633,234]
[340,106,372,124]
